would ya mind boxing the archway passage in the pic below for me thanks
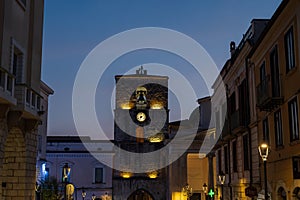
[127,189,154,200]
[293,187,300,200]
[277,187,287,200]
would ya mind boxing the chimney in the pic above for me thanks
[230,41,236,57]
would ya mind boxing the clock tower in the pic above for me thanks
[113,66,169,200]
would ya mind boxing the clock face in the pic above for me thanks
[136,112,146,122]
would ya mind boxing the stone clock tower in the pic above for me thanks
[113,66,169,200]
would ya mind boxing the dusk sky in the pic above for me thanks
[42,1,282,136]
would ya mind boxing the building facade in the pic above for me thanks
[213,19,269,200]
[113,67,169,200]
[213,0,300,199]
[0,0,52,199]
[249,0,300,199]
[46,136,113,200]
[168,96,216,200]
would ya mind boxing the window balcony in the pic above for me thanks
[256,75,283,111]
[14,84,42,119]
[0,67,17,105]
[221,118,230,139]
[230,110,246,132]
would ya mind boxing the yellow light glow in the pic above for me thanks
[120,102,133,110]
[172,192,182,200]
[151,103,163,109]
[261,143,268,148]
[147,171,158,179]
[148,132,164,143]
[121,172,132,178]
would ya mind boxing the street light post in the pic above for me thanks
[218,171,225,200]
[63,163,71,200]
[81,188,86,200]
[258,142,269,200]
[203,183,208,200]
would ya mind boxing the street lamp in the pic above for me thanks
[258,142,269,200]
[182,183,193,199]
[104,192,108,200]
[81,188,86,200]
[218,171,225,200]
[92,193,96,200]
[203,183,208,200]
[63,163,71,200]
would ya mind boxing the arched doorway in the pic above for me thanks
[127,189,154,200]
[277,187,287,200]
[293,187,300,200]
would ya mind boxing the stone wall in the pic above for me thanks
[0,109,39,200]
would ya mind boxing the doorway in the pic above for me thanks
[127,189,154,200]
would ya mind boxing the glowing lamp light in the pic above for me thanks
[121,172,132,178]
[148,132,164,143]
[258,142,269,161]
[150,103,163,109]
[147,171,158,179]
[120,102,133,110]
[63,163,71,181]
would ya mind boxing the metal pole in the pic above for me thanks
[65,182,67,200]
[264,161,267,200]
[221,184,224,200]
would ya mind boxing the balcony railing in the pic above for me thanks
[15,84,42,118]
[0,67,17,105]
[256,75,283,111]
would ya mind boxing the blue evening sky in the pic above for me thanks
[42,1,282,136]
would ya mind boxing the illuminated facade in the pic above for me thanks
[46,136,113,200]
[249,0,300,198]
[0,0,52,199]
[213,19,269,200]
[113,67,169,200]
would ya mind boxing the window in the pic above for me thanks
[293,157,300,179]
[232,140,237,172]
[61,166,71,183]
[215,110,220,134]
[31,92,36,107]
[270,46,281,97]
[94,167,104,183]
[26,89,30,104]
[37,96,41,110]
[263,118,270,142]
[44,168,49,182]
[12,44,24,84]
[243,134,250,170]
[218,150,222,174]
[285,26,295,72]
[224,145,228,174]
[260,62,267,82]
[238,80,249,125]
[289,97,299,142]
[230,92,236,114]
[274,110,283,147]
